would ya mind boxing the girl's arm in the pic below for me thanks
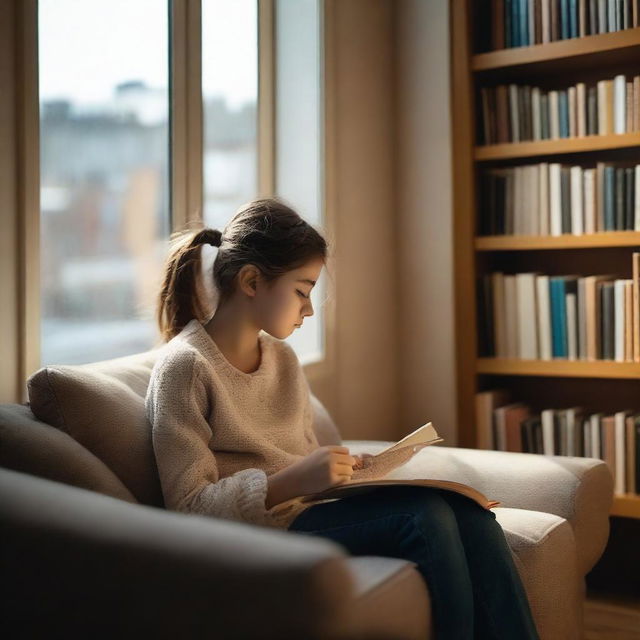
[145,352,271,526]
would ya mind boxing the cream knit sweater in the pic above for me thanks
[144,318,322,530]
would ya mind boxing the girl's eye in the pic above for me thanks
[296,290,310,299]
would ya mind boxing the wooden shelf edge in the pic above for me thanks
[475,231,640,250]
[475,132,640,161]
[472,27,640,72]
[476,358,640,378]
[610,494,640,518]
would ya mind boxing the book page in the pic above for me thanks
[352,422,443,481]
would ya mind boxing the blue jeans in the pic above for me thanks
[288,485,540,640]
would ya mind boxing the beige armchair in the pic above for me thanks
[0,347,613,639]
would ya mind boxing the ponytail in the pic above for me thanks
[156,226,222,342]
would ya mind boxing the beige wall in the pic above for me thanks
[395,0,457,443]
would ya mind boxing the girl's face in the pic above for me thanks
[257,256,325,340]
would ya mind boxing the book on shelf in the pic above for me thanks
[475,389,640,494]
[478,161,640,236]
[269,422,502,516]
[477,254,640,361]
[480,0,640,52]
[479,74,639,145]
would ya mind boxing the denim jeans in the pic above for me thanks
[288,485,540,640]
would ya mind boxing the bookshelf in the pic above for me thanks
[451,2,640,520]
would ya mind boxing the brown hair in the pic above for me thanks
[155,197,329,342]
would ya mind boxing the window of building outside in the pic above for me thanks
[38,0,170,366]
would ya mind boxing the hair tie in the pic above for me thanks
[199,243,221,322]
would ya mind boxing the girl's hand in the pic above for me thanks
[287,445,359,494]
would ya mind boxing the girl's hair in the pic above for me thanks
[155,197,329,342]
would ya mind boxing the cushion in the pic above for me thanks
[26,349,165,506]
[0,403,137,503]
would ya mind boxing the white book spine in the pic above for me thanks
[517,273,538,359]
[566,292,577,360]
[530,165,539,235]
[614,75,627,134]
[542,0,550,43]
[541,409,555,455]
[615,279,625,361]
[570,166,584,235]
[549,163,562,236]
[537,275,552,360]
[614,411,626,494]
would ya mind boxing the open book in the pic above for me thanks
[270,422,501,517]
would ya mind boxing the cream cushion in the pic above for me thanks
[26,349,165,506]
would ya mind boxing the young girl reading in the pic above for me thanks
[144,197,540,640]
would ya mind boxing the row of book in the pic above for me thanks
[477,256,640,361]
[485,0,640,50]
[476,389,640,494]
[479,74,640,145]
[478,162,640,236]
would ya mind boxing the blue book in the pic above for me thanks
[569,0,578,37]
[560,0,569,39]
[559,91,569,137]
[520,0,529,46]
[604,166,615,230]
[550,278,568,358]
[512,0,520,47]
[505,0,512,48]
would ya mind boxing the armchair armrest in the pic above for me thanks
[0,467,357,640]
[343,441,613,575]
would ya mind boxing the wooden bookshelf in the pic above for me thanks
[451,1,640,519]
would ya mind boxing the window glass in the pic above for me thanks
[202,0,258,230]
[38,0,170,365]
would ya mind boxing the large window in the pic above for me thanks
[36,0,325,367]
[38,0,170,365]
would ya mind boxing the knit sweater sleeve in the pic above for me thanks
[145,350,271,526]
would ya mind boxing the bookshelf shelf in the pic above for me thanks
[472,26,640,75]
[452,2,640,518]
[477,358,640,379]
[475,132,640,161]
[476,231,640,251]
[611,494,640,518]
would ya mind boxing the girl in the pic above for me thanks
[144,197,540,640]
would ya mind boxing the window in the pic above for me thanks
[38,0,170,365]
[34,0,325,368]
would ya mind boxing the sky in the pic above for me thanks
[38,0,257,109]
